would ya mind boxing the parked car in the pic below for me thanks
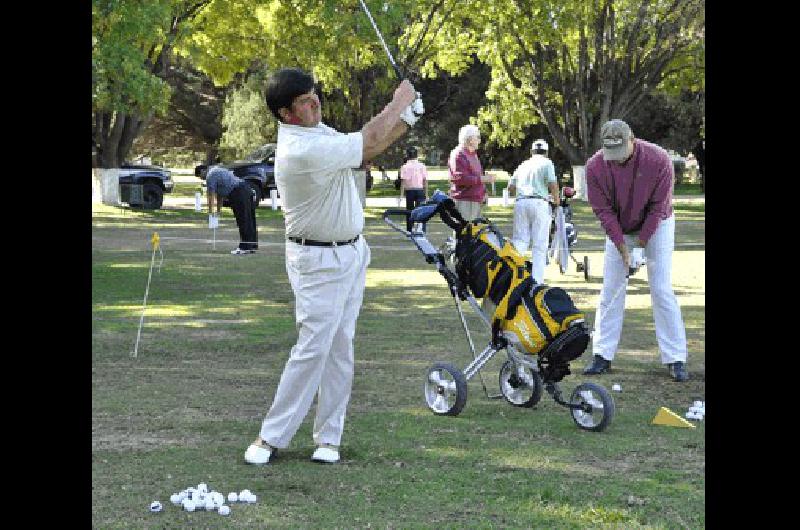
[118,163,174,210]
[195,144,276,204]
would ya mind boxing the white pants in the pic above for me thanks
[454,200,482,222]
[511,198,552,284]
[592,215,687,364]
[259,236,370,448]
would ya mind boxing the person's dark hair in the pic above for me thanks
[265,68,315,122]
[405,146,418,161]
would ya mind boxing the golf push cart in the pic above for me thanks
[383,191,615,432]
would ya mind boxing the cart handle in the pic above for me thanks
[382,208,412,236]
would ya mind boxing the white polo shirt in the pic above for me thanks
[275,122,364,241]
[509,154,556,198]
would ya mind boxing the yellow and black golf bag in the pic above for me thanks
[436,196,590,383]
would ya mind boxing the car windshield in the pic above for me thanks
[245,144,276,162]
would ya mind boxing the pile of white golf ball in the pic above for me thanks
[685,400,705,421]
[151,482,258,515]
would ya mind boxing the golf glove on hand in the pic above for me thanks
[629,246,646,275]
[400,92,424,127]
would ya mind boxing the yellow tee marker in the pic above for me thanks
[151,232,160,250]
[652,406,696,428]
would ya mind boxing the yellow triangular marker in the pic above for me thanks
[651,407,696,428]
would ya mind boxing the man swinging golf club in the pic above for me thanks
[582,119,690,382]
[243,68,422,465]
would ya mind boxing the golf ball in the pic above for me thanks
[182,499,196,512]
[227,492,238,503]
[149,501,163,513]
[170,493,182,505]
[239,489,251,498]
[693,400,704,408]
[611,384,622,392]
[205,498,216,511]
[246,493,257,503]
[197,483,209,493]
[218,505,231,516]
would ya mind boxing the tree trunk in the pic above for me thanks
[94,110,144,168]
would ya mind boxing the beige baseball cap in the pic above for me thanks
[601,119,633,161]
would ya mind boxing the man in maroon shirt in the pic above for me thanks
[582,119,689,382]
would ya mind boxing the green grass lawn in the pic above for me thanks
[92,194,705,528]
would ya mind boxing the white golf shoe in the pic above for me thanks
[244,441,274,465]
[311,446,340,464]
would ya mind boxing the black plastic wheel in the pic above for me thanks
[499,360,543,407]
[569,382,615,432]
[141,182,163,210]
[424,362,467,416]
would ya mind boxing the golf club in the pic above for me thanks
[357,0,404,79]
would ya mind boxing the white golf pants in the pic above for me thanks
[592,215,687,364]
[454,200,482,222]
[511,198,552,284]
[259,236,370,448]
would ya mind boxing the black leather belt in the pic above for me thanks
[287,234,360,247]
[518,195,546,201]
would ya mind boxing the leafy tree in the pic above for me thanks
[405,0,705,165]
[131,56,231,166]
[92,0,213,168]
[218,69,277,160]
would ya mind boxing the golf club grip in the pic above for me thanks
[391,63,404,80]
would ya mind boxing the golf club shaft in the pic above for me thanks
[357,0,403,79]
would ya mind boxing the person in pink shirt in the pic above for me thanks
[448,124,496,222]
[582,119,689,382]
[398,146,428,231]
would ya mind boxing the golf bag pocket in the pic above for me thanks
[496,279,585,357]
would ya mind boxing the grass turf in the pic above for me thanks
[92,186,705,528]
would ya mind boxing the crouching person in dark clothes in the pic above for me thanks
[206,166,259,255]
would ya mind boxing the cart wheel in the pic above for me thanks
[499,360,542,407]
[424,362,467,416]
[583,256,590,281]
[569,382,615,432]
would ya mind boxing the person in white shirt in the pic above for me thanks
[508,139,559,284]
[244,67,422,466]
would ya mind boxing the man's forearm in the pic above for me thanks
[369,120,407,162]
[362,102,408,161]
[549,182,559,204]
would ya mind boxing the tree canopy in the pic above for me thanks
[404,0,705,165]
[96,0,705,171]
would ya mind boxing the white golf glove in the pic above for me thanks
[629,246,646,274]
[400,92,424,127]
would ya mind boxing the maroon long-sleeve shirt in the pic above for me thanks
[586,139,674,247]
[448,146,485,202]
